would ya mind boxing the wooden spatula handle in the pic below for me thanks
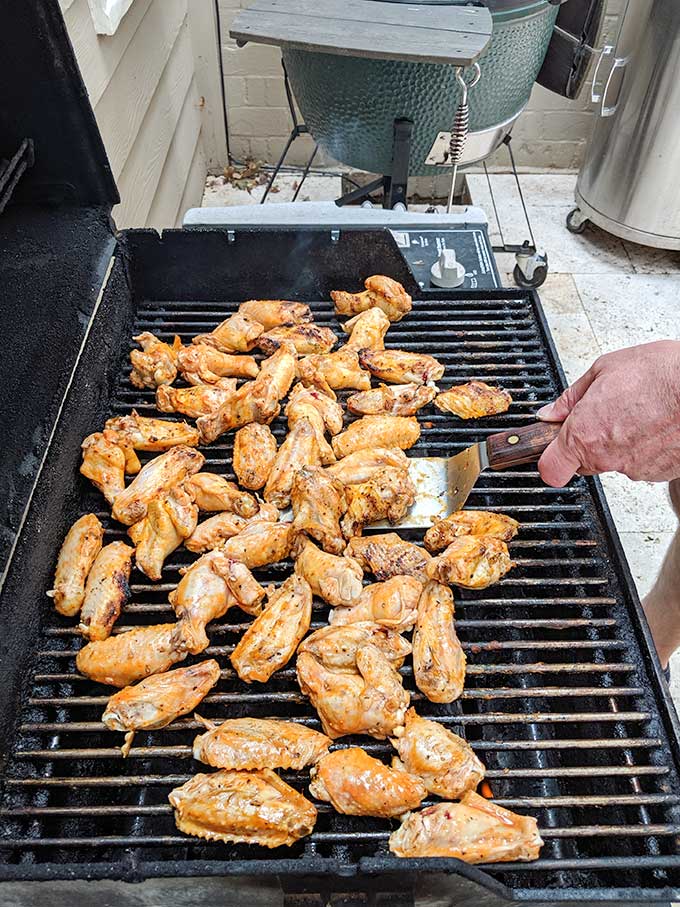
[487,421,562,470]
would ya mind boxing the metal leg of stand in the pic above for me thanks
[385,117,413,209]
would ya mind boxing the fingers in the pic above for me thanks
[538,430,582,487]
[536,366,597,423]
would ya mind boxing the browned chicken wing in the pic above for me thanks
[291,466,346,555]
[77,541,134,641]
[130,332,181,388]
[389,791,543,863]
[221,520,294,569]
[193,716,330,770]
[47,514,104,617]
[331,275,412,322]
[298,347,371,393]
[294,538,363,607]
[424,510,520,552]
[310,747,426,818]
[128,485,198,580]
[233,423,278,490]
[177,344,259,384]
[185,504,278,554]
[156,379,237,419]
[426,536,514,589]
[325,447,409,485]
[434,381,512,419]
[169,769,317,848]
[196,374,280,443]
[76,622,191,687]
[345,532,431,582]
[112,446,204,526]
[259,324,337,356]
[186,472,259,517]
[347,383,436,417]
[231,574,312,683]
[264,418,321,509]
[341,467,416,537]
[80,431,140,505]
[287,383,344,435]
[103,659,221,756]
[258,340,298,399]
[341,307,390,351]
[105,412,199,450]
[412,581,465,703]
[330,575,422,631]
[392,709,485,800]
[285,385,337,465]
[238,299,312,330]
[298,621,411,669]
[332,415,420,459]
[193,312,264,353]
[358,349,444,385]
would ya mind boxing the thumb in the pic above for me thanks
[538,425,582,488]
[537,366,596,422]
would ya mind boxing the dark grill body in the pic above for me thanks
[0,229,679,905]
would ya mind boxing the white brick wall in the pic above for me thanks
[219,0,625,171]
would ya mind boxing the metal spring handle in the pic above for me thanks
[447,63,481,213]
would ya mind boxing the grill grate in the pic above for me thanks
[2,292,680,900]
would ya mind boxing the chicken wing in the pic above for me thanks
[332,415,420,459]
[331,275,412,322]
[80,431,141,505]
[193,312,264,353]
[196,375,280,443]
[345,532,431,582]
[426,536,514,589]
[389,791,543,863]
[105,412,199,451]
[297,644,409,739]
[221,520,294,569]
[169,768,317,848]
[258,340,298,399]
[156,379,237,419]
[341,307,390,351]
[177,344,259,384]
[424,510,520,552]
[412,581,465,703]
[346,383,435,417]
[298,347,371,393]
[231,574,312,683]
[330,576,422,631]
[358,349,444,385]
[285,387,337,465]
[233,423,278,490]
[263,418,321,509]
[309,747,426,818]
[259,324,337,356]
[193,717,330,770]
[128,485,198,580]
[47,514,104,617]
[186,472,259,517]
[287,383,344,435]
[298,621,411,669]
[341,467,416,538]
[130,332,181,388]
[238,299,312,330]
[77,541,134,641]
[76,622,191,687]
[185,504,278,554]
[391,709,485,800]
[111,446,204,526]
[325,447,409,485]
[291,466,346,554]
[103,659,221,756]
[294,537,363,607]
[434,381,512,419]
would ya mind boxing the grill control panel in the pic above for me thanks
[390,227,500,291]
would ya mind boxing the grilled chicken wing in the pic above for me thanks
[298,347,371,393]
[221,520,294,569]
[297,644,409,739]
[341,307,390,351]
[331,275,412,322]
[193,312,264,353]
[412,581,465,703]
[130,332,181,388]
[341,467,416,538]
[259,324,337,356]
[287,383,344,435]
[169,768,317,848]
[258,340,298,399]
[347,383,436,416]
[77,542,134,641]
[48,514,104,617]
[325,447,409,485]
[105,412,199,451]
[263,418,321,509]
[358,349,444,385]
[177,344,259,384]
[185,504,278,554]
[294,538,363,607]
[196,374,280,443]
[392,709,485,800]
[76,622,191,687]
[298,621,411,669]
[112,446,204,526]
[193,717,330,770]
[231,574,312,683]
[291,466,346,555]
[424,510,520,552]
[330,576,422,631]
[186,472,259,517]
[426,536,514,589]
[80,431,141,505]
[389,791,542,863]
[345,532,431,582]
[309,747,426,818]
[233,423,278,490]
[128,485,198,580]
[286,386,337,465]
[156,379,237,420]
[103,659,221,756]
[434,381,512,419]
[332,415,420,459]
[238,299,312,330]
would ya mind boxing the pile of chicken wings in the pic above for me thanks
[48,274,541,863]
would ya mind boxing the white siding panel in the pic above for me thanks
[174,132,207,227]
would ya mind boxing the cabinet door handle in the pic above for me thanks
[591,45,613,104]
[601,57,628,117]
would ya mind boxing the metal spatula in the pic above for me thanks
[396,421,562,529]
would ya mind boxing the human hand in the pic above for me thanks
[536,340,680,487]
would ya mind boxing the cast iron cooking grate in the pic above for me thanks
[2,292,680,898]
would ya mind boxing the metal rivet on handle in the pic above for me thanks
[508,435,520,445]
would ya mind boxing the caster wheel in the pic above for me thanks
[513,263,548,289]
[566,208,588,234]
